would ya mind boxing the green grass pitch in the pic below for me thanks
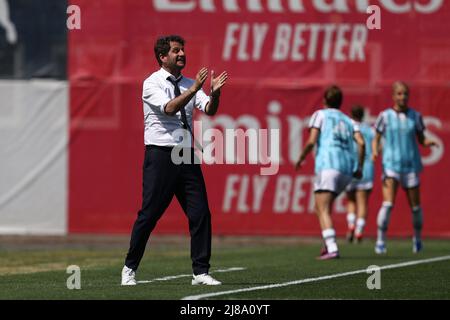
[0,237,449,300]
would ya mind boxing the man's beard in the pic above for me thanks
[174,58,185,68]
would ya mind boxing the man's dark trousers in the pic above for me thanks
[125,145,211,275]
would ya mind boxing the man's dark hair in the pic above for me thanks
[324,85,343,109]
[154,35,185,66]
[351,105,365,121]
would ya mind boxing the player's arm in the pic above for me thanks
[205,70,228,116]
[372,131,382,161]
[416,130,437,148]
[415,113,437,148]
[353,131,365,179]
[164,68,208,116]
[295,128,319,171]
[372,112,386,161]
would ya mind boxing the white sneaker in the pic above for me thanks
[191,273,222,286]
[121,266,137,286]
[375,242,387,254]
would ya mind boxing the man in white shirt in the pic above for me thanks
[121,35,227,286]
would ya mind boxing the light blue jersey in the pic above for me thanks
[309,109,359,176]
[374,108,425,174]
[353,121,375,183]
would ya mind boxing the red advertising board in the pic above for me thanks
[68,0,450,237]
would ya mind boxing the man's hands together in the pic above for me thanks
[190,67,228,95]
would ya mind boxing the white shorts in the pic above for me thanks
[382,169,420,189]
[314,169,353,195]
[345,180,373,192]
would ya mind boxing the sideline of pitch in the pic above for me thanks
[182,255,450,300]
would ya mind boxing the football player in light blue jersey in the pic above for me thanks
[296,86,365,260]
[345,105,375,243]
[373,82,438,254]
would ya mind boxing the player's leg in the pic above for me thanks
[175,154,220,285]
[355,188,371,242]
[315,191,339,259]
[314,169,351,259]
[403,172,423,253]
[375,176,398,253]
[124,147,178,277]
[346,189,357,243]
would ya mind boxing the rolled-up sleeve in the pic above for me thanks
[195,88,210,113]
[142,77,171,114]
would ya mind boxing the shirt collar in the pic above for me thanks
[324,106,341,113]
[159,68,183,82]
[391,106,409,114]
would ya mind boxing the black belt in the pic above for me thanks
[146,145,195,151]
[146,145,173,151]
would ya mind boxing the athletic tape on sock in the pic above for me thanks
[377,202,393,231]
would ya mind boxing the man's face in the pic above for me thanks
[161,41,186,70]
[393,85,409,108]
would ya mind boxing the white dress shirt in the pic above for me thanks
[142,68,210,147]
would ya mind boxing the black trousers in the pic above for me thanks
[124,145,212,275]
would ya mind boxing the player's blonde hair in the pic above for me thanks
[392,81,409,94]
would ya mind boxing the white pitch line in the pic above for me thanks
[182,255,450,300]
[137,267,246,284]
